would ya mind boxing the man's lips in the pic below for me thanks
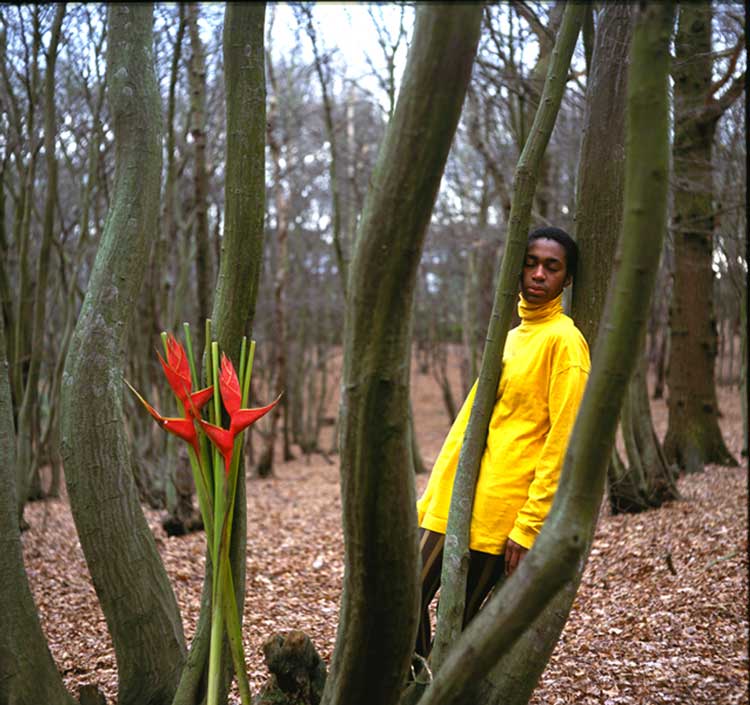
[527,286,546,295]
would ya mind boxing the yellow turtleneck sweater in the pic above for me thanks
[417,293,590,554]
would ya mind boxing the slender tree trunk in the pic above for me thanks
[15,3,65,522]
[663,2,738,471]
[417,6,674,704]
[323,7,482,705]
[471,4,627,701]
[1,302,77,705]
[11,8,41,418]
[187,2,212,337]
[60,7,186,705]
[256,42,292,478]
[158,4,186,334]
[430,3,584,673]
[175,6,266,703]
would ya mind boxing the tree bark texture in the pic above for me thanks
[571,2,632,344]
[573,3,678,515]
[187,2,213,334]
[1,301,77,705]
[430,2,584,672]
[211,3,266,361]
[324,7,482,705]
[157,4,186,334]
[176,7,267,701]
[60,6,186,705]
[417,4,675,704]
[257,45,291,478]
[663,2,738,471]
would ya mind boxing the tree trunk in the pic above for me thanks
[416,5,674,703]
[187,2,213,337]
[430,2,584,672]
[175,5,266,702]
[60,6,186,705]
[298,5,348,298]
[472,3,637,700]
[1,296,77,705]
[608,355,680,514]
[474,4,630,699]
[11,8,41,420]
[663,2,738,472]
[323,7,482,705]
[257,39,292,478]
[158,4,186,334]
[741,286,748,458]
[15,3,65,522]
[571,2,679,515]
[409,398,426,475]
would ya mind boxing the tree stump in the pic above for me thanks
[254,630,327,705]
[78,684,106,705]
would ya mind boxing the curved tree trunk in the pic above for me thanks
[1,302,77,705]
[663,2,738,472]
[470,4,629,701]
[416,5,674,704]
[174,6,267,703]
[322,7,483,705]
[430,2,585,673]
[60,6,186,705]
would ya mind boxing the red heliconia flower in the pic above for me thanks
[158,334,214,418]
[125,380,201,456]
[200,354,281,474]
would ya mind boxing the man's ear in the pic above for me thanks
[564,274,573,288]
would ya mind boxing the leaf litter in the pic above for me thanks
[21,356,747,704]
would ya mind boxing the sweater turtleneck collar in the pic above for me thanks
[517,292,564,324]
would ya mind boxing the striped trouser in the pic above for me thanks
[415,527,505,657]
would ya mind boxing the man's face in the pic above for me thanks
[521,238,572,304]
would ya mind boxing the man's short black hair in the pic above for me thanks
[527,226,579,280]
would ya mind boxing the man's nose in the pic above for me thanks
[532,264,545,279]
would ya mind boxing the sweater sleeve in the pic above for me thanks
[507,359,588,550]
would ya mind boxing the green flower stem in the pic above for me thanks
[217,338,255,704]
[207,593,224,705]
[207,340,226,705]
[242,341,256,404]
[188,446,213,539]
[220,531,253,704]
[182,323,198,389]
[238,337,248,396]
[203,319,213,388]
[224,340,256,542]
[180,323,214,536]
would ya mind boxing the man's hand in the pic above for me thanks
[504,538,528,576]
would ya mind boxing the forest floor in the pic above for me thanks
[22,346,748,705]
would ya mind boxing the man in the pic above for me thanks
[415,226,590,657]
